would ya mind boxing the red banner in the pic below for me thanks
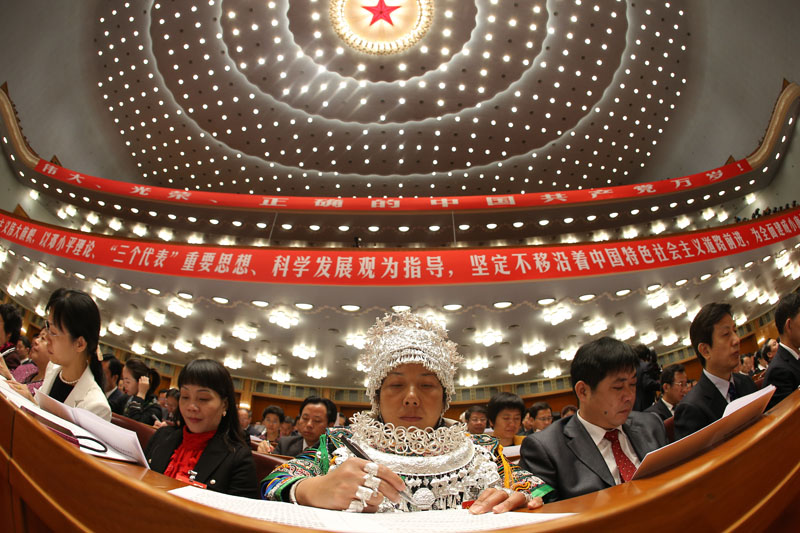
[33,158,752,213]
[1,209,797,286]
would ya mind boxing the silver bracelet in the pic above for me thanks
[288,479,303,504]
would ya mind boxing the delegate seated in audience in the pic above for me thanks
[257,396,336,456]
[465,404,489,435]
[154,388,180,428]
[262,311,550,513]
[765,293,800,410]
[238,407,255,435]
[520,337,667,502]
[0,303,23,371]
[101,354,129,415]
[121,358,163,424]
[757,338,778,371]
[0,330,49,395]
[645,363,688,421]
[487,391,526,448]
[8,289,111,421]
[280,416,296,438]
[256,405,285,447]
[527,402,554,434]
[738,353,756,378]
[632,343,661,411]
[674,303,758,440]
[16,334,31,364]
[145,358,258,498]
[560,405,578,419]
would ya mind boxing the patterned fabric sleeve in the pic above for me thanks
[471,434,553,499]
[11,362,38,384]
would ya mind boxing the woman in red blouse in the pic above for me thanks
[144,359,258,498]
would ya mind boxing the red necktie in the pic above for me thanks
[604,429,636,483]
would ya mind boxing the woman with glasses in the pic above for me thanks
[9,288,111,421]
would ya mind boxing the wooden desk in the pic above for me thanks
[2,391,800,532]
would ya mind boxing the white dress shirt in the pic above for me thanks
[575,411,641,485]
[703,368,736,403]
[779,342,800,361]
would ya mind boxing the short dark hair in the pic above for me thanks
[17,335,31,350]
[465,405,488,420]
[690,303,733,367]
[283,416,295,426]
[560,405,578,418]
[177,359,246,448]
[299,396,337,424]
[487,392,525,423]
[166,388,180,401]
[659,363,685,393]
[740,353,753,364]
[261,404,286,424]
[0,303,22,345]
[158,389,169,398]
[631,343,653,362]
[105,355,123,381]
[775,293,800,335]
[570,337,639,390]
[528,401,552,419]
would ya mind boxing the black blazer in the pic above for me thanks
[644,398,672,421]
[519,411,667,503]
[673,372,758,440]
[634,360,661,411]
[764,345,800,410]
[274,434,308,457]
[124,394,163,425]
[145,426,259,498]
[107,388,129,416]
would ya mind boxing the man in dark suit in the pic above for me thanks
[674,303,758,440]
[632,344,661,411]
[520,337,667,502]
[267,396,337,457]
[101,354,130,415]
[645,363,688,420]
[765,293,800,410]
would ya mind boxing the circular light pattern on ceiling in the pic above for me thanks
[329,0,434,55]
[95,0,690,196]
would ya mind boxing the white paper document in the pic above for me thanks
[34,390,150,467]
[169,486,574,532]
[633,385,775,480]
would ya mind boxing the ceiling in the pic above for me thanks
[0,0,799,391]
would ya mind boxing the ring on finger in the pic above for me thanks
[363,461,379,477]
[355,485,375,505]
[363,474,381,491]
[346,500,365,513]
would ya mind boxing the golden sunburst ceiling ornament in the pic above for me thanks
[329,0,434,55]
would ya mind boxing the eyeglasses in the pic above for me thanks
[45,320,62,337]
[535,416,554,422]
[672,381,688,388]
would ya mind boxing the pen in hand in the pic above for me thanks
[339,434,416,507]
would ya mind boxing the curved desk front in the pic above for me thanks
[3,390,800,532]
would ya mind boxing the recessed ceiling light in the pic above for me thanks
[646,284,661,291]
[493,301,513,309]
[341,304,360,312]
[368,226,380,232]
[309,225,320,231]
[147,288,160,295]
[212,296,229,304]
[538,298,556,306]
[579,294,595,301]
[392,305,411,312]
[700,273,712,281]
[338,225,350,231]
[429,225,440,231]
[75,272,86,280]
[675,279,688,286]
[178,292,193,300]
[295,303,314,310]
[251,300,269,308]
[563,218,574,224]
[120,283,132,290]
[398,226,410,232]
[615,289,631,296]
[443,304,462,311]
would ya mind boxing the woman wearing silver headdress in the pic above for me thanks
[262,312,552,513]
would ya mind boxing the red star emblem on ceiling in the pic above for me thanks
[362,0,401,26]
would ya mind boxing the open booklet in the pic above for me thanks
[632,385,775,480]
[33,390,150,467]
[169,485,574,533]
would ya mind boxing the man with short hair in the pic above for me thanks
[280,416,296,438]
[101,354,129,415]
[738,354,755,377]
[464,405,489,435]
[259,397,337,457]
[765,293,800,410]
[674,303,758,440]
[645,364,688,420]
[520,337,667,502]
[16,335,31,364]
[528,402,554,433]
[0,303,23,371]
[238,407,254,433]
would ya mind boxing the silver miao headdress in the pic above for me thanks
[360,311,463,413]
